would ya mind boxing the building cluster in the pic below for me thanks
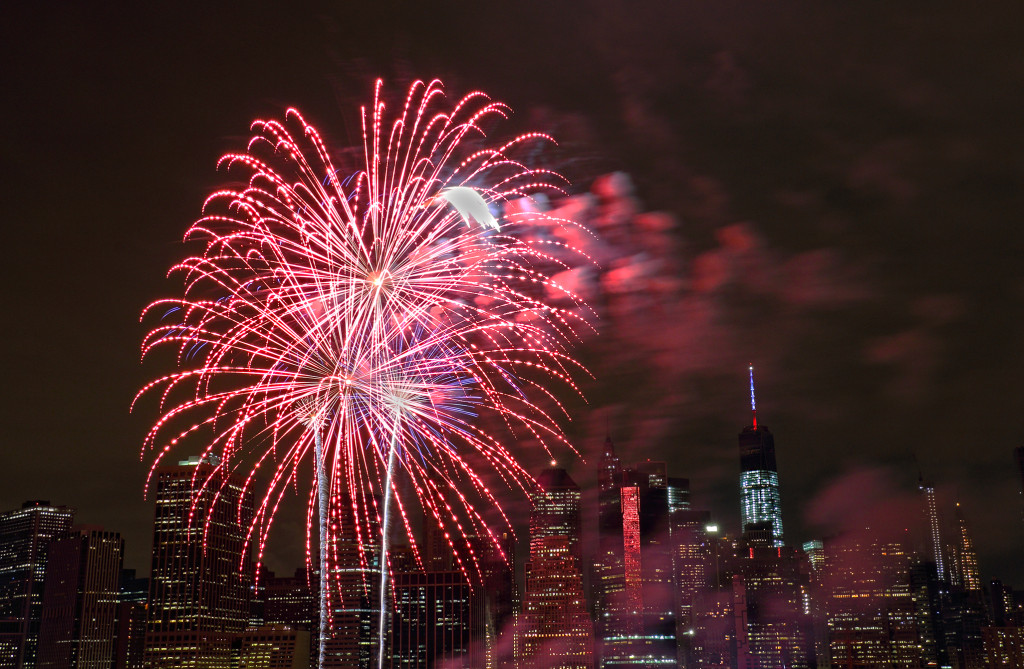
[3,401,1024,668]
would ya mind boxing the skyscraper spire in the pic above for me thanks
[749,364,757,428]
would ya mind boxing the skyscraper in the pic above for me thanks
[113,569,149,669]
[949,501,981,591]
[263,567,316,660]
[739,366,784,547]
[595,435,625,655]
[144,455,253,667]
[734,532,816,668]
[824,532,921,668]
[0,500,75,669]
[596,457,676,668]
[518,468,594,669]
[392,570,474,668]
[918,474,945,581]
[36,527,124,669]
[322,489,380,669]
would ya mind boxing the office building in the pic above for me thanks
[739,367,784,546]
[237,626,311,669]
[518,468,594,669]
[824,532,920,668]
[144,455,254,667]
[322,489,379,669]
[949,502,981,591]
[0,500,75,669]
[36,527,124,669]
[595,435,626,658]
[734,532,815,668]
[918,475,945,581]
[114,569,149,669]
[392,570,474,668]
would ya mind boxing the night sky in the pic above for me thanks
[2,2,1023,585]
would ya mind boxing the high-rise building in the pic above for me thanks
[392,570,474,668]
[942,587,988,669]
[36,526,124,669]
[322,490,380,669]
[983,626,1024,668]
[518,468,594,669]
[595,435,625,658]
[0,500,75,669]
[824,531,921,668]
[670,508,709,668]
[739,367,784,547]
[596,459,676,668]
[918,474,946,581]
[263,567,316,663]
[113,569,149,669]
[949,501,981,591]
[237,626,311,669]
[734,532,816,668]
[801,540,824,577]
[144,455,254,667]
[909,559,949,669]
[470,531,517,669]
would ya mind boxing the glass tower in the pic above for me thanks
[739,366,784,546]
[0,500,75,669]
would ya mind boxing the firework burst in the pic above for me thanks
[136,79,593,664]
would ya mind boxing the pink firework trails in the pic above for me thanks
[136,79,593,601]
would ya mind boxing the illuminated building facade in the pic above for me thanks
[237,626,311,669]
[263,568,316,664]
[908,560,948,669]
[596,456,676,668]
[143,455,254,667]
[392,570,474,668]
[595,436,625,659]
[471,531,517,669]
[734,535,815,669]
[36,527,124,669]
[949,502,981,591]
[113,569,149,669]
[0,500,75,669]
[670,508,710,668]
[801,540,824,576]
[918,475,945,580]
[518,468,594,669]
[323,491,380,669]
[983,626,1024,668]
[739,367,784,547]
[824,533,920,668]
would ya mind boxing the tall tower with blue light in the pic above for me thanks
[738,366,784,547]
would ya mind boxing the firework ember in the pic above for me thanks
[136,79,593,665]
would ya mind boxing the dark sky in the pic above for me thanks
[2,1,1023,585]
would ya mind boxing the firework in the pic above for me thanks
[136,79,592,665]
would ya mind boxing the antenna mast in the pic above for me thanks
[749,364,757,428]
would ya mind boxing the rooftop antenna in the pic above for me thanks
[749,364,757,428]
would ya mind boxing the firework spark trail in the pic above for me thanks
[136,79,594,666]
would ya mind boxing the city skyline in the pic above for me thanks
[2,0,1023,595]
[3,400,1019,667]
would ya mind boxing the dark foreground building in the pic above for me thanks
[36,527,124,669]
